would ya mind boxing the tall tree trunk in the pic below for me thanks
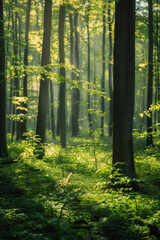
[113,0,136,178]
[11,11,15,140]
[100,1,106,137]
[108,0,113,137]
[36,0,52,148]
[146,0,153,146]
[21,0,31,139]
[0,0,8,157]
[6,10,11,134]
[59,4,66,147]
[86,12,92,133]
[71,12,80,136]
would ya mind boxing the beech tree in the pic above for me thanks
[0,0,8,157]
[113,0,136,178]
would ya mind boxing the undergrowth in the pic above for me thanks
[0,133,160,239]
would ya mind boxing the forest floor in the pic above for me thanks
[0,132,160,240]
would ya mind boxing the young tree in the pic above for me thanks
[0,0,8,157]
[113,0,136,178]
[36,0,52,146]
[146,0,153,146]
[21,0,32,139]
[59,3,66,147]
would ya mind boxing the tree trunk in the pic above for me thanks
[113,0,136,178]
[146,0,153,147]
[100,1,106,137]
[59,4,66,147]
[86,12,92,133]
[21,0,31,139]
[108,0,113,137]
[50,80,55,139]
[0,0,8,157]
[36,0,52,147]
[13,0,21,141]
[71,12,80,136]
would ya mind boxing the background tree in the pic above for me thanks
[113,0,136,178]
[0,0,8,157]
[108,0,113,137]
[71,12,80,136]
[59,3,66,147]
[21,0,32,139]
[146,0,153,146]
[100,0,106,137]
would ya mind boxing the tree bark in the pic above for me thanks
[36,0,52,146]
[146,0,153,146]
[113,0,136,178]
[59,4,66,147]
[0,0,8,157]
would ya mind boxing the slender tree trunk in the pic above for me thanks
[0,0,8,157]
[146,0,153,146]
[72,12,80,136]
[13,0,21,140]
[86,12,92,133]
[36,0,52,147]
[113,0,136,178]
[108,0,113,137]
[100,1,106,137]
[6,10,11,134]
[50,80,55,139]
[69,13,75,135]
[21,0,31,139]
[59,4,66,147]
[11,11,15,139]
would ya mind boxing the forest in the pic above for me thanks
[0,0,160,239]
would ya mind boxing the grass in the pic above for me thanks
[0,133,160,239]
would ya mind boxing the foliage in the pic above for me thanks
[0,134,160,239]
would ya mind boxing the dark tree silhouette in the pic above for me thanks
[113,0,136,178]
[36,0,52,150]
[100,1,106,137]
[0,0,8,157]
[146,0,153,147]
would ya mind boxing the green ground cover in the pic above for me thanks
[0,133,160,239]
